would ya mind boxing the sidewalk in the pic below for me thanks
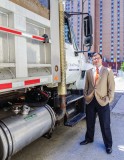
[77,87,124,160]
[59,95,124,160]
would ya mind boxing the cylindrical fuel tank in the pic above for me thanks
[0,104,56,160]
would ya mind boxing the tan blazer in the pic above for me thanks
[84,66,115,106]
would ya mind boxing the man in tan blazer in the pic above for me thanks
[80,53,115,154]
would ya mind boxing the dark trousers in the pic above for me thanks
[85,96,112,148]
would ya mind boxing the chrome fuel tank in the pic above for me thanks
[0,105,56,160]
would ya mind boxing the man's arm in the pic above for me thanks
[107,69,115,103]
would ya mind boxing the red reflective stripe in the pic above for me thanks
[0,26,22,35]
[32,35,45,41]
[0,26,46,42]
[0,83,12,90]
[25,79,40,85]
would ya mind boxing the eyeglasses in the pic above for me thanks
[92,57,101,61]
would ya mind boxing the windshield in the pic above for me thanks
[64,18,72,43]
[64,18,79,51]
[69,19,79,51]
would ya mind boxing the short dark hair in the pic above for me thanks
[92,52,102,59]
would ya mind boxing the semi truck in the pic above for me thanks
[0,0,93,159]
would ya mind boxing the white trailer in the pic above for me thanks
[0,0,93,159]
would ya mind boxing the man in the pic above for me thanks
[80,53,115,154]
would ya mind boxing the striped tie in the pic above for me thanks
[95,67,99,85]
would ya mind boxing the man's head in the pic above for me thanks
[92,53,102,67]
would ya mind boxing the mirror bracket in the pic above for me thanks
[74,46,91,56]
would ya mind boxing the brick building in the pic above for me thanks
[65,0,124,63]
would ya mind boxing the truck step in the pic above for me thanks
[66,94,84,105]
[64,113,86,127]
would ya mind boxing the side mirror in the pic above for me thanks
[84,15,93,47]
[84,15,92,37]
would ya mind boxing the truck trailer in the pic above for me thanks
[0,0,93,159]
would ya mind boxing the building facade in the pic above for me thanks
[65,0,124,63]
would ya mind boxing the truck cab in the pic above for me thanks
[64,15,93,88]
